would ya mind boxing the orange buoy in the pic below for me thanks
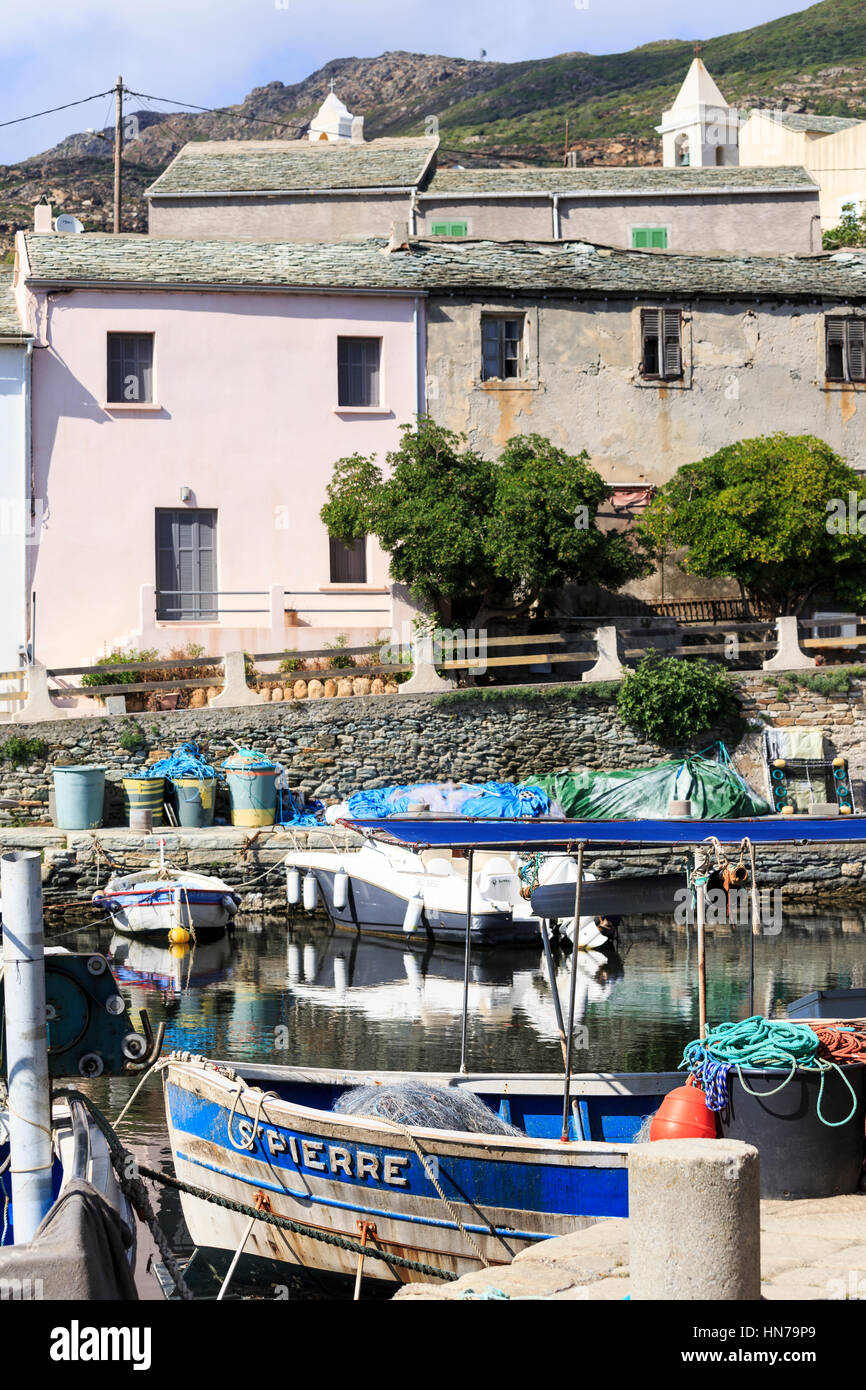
[650,1081,719,1141]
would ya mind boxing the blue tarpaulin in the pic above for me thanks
[345,780,549,820]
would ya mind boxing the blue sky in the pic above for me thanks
[2,0,811,164]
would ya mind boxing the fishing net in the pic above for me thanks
[525,742,769,821]
[333,1082,523,1135]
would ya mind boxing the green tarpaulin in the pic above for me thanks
[527,743,770,821]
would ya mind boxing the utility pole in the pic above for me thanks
[113,75,123,233]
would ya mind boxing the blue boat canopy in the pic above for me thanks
[342,815,866,850]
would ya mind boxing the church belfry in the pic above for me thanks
[657,53,739,168]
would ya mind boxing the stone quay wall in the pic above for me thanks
[0,673,863,904]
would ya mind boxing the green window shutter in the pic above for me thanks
[431,221,468,236]
[632,227,667,249]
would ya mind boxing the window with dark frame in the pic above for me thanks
[107,332,154,403]
[155,509,217,621]
[826,317,866,383]
[640,308,683,381]
[337,337,381,407]
[329,534,367,584]
[481,315,524,381]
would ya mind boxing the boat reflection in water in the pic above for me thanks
[285,929,623,1042]
[109,932,233,999]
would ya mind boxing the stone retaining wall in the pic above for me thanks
[0,674,864,899]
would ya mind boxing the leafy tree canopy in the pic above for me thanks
[823,202,866,252]
[321,420,649,623]
[638,433,866,614]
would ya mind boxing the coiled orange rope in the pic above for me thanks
[809,1024,866,1065]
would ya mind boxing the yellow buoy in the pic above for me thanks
[840,804,853,815]
[168,926,191,945]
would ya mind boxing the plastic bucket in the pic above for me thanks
[224,756,277,828]
[172,776,216,828]
[53,766,106,830]
[718,1063,866,1198]
[122,776,164,828]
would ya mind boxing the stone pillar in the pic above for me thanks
[399,636,454,695]
[268,584,286,650]
[12,664,66,723]
[209,651,264,708]
[582,625,627,683]
[629,1138,761,1301]
[762,615,816,672]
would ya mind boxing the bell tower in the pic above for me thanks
[657,49,739,168]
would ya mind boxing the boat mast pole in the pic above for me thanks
[540,918,585,1140]
[1,850,54,1242]
[560,842,586,1142]
[459,848,475,1074]
[695,850,707,1039]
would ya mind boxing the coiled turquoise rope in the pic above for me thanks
[682,1015,860,1127]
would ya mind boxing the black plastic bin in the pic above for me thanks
[717,1063,866,1199]
[787,989,866,1021]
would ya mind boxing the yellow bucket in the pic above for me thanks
[122,777,164,827]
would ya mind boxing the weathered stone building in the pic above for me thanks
[146,91,819,256]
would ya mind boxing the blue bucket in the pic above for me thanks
[53,766,106,830]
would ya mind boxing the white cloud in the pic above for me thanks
[1,0,810,164]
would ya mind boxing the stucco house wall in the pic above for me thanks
[18,284,419,667]
[425,294,866,600]
[148,193,414,241]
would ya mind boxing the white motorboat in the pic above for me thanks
[93,867,240,936]
[283,830,607,948]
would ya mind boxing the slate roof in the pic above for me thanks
[21,232,866,302]
[0,275,28,339]
[758,112,863,135]
[423,165,817,196]
[146,139,438,197]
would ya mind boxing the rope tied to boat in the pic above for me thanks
[682,1015,861,1126]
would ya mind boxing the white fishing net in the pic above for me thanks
[333,1082,523,1135]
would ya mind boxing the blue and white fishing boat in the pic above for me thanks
[165,811,866,1290]
[93,840,239,936]
[163,1058,678,1284]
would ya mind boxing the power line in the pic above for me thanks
[0,89,115,132]
[123,87,308,136]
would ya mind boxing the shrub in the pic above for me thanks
[0,736,48,766]
[117,722,145,752]
[616,653,735,745]
[324,634,355,669]
[81,647,159,692]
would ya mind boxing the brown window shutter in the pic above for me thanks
[640,308,660,376]
[847,319,866,381]
[662,310,682,379]
[826,318,847,381]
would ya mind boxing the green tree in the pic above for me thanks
[638,434,866,615]
[823,202,866,251]
[321,420,649,624]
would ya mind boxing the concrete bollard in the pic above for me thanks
[399,637,454,695]
[209,651,263,708]
[12,663,66,723]
[582,626,627,683]
[628,1138,761,1300]
[762,615,816,672]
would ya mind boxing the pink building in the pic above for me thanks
[14,229,424,668]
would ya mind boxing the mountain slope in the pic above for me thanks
[1,0,865,253]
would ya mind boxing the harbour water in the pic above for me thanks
[55,904,866,1297]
